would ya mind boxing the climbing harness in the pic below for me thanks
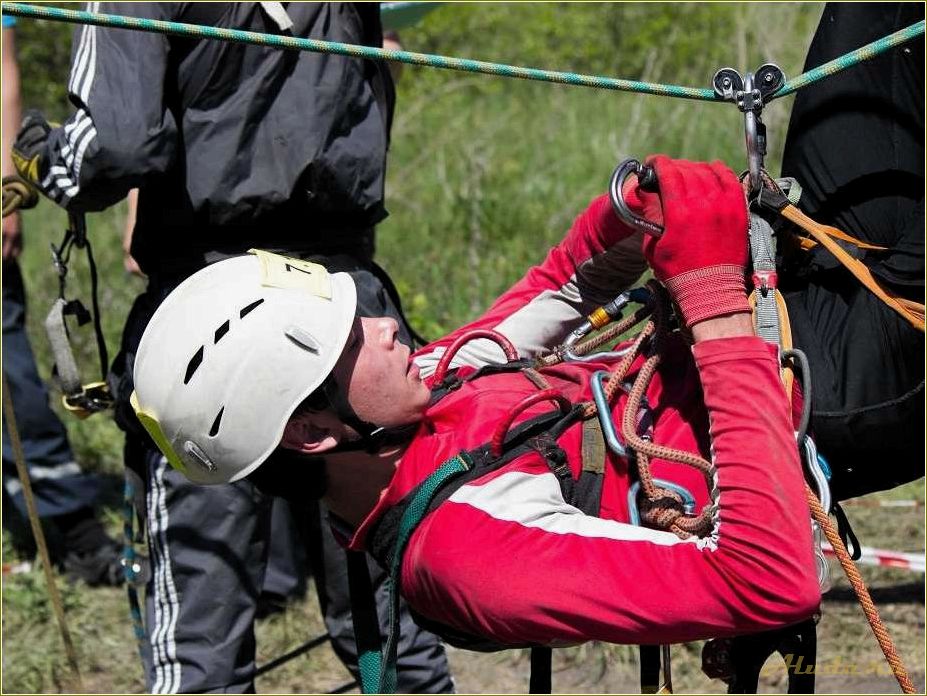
[43,212,114,418]
[357,280,729,694]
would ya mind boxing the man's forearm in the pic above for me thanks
[690,310,755,343]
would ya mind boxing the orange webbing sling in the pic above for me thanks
[758,183,926,332]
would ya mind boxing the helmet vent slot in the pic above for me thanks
[240,299,265,319]
[209,407,224,437]
[214,320,230,344]
[184,346,205,384]
[285,325,321,354]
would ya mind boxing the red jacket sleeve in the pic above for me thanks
[401,337,821,646]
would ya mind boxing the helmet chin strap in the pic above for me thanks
[329,422,420,454]
[321,377,418,454]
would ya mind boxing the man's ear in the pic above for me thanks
[280,410,342,455]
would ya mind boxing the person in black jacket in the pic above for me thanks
[12,3,453,692]
[2,14,124,589]
[778,2,924,500]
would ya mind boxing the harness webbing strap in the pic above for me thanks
[581,418,606,475]
[529,647,553,693]
[760,191,926,331]
[44,298,83,397]
[639,645,662,693]
[748,213,782,346]
[372,453,473,693]
[346,550,384,695]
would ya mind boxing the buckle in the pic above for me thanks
[62,381,114,419]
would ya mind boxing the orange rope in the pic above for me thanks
[805,486,915,693]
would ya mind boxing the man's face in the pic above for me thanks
[330,316,431,429]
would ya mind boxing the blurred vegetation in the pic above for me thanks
[4,3,922,694]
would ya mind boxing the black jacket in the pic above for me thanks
[40,2,394,272]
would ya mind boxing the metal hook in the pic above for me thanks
[608,158,663,237]
[712,63,785,196]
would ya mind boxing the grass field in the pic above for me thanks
[2,3,924,693]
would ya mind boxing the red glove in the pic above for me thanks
[636,155,749,327]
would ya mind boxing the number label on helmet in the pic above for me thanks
[248,249,332,299]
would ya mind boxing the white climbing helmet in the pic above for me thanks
[131,250,357,485]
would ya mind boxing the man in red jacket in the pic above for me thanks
[131,156,820,652]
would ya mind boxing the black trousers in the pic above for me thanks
[779,3,925,499]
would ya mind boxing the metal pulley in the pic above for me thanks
[711,63,785,196]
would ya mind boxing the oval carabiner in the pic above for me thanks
[608,158,663,238]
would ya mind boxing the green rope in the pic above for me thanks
[2,4,923,104]
[773,19,925,99]
[0,2,720,102]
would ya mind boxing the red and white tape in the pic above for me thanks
[822,544,925,573]
[842,499,922,509]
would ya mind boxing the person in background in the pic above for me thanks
[778,2,924,500]
[12,3,453,692]
[2,14,123,587]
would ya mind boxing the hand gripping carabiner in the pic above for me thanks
[608,158,663,238]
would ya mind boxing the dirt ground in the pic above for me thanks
[3,488,923,694]
[251,557,924,694]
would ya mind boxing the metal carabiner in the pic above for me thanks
[801,434,833,592]
[590,370,629,457]
[561,287,652,363]
[608,158,663,238]
[627,479,697,527]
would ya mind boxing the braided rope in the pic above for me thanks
[6,4,921,102]
[0,2,719,101]
[805,487,915,693]
[773,20,926,99]
[615,285,715,538]
[554,281,714,539]
[2,176,39,218]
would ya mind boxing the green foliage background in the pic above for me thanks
[10,4,919,694]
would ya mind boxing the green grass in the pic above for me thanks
[4,2,924,693]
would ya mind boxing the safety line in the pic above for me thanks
[773,20,926,98]
[3,4,924,105]
[4,4,923,103]
[0,2,726,102]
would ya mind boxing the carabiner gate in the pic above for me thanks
[608,158,663,238]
